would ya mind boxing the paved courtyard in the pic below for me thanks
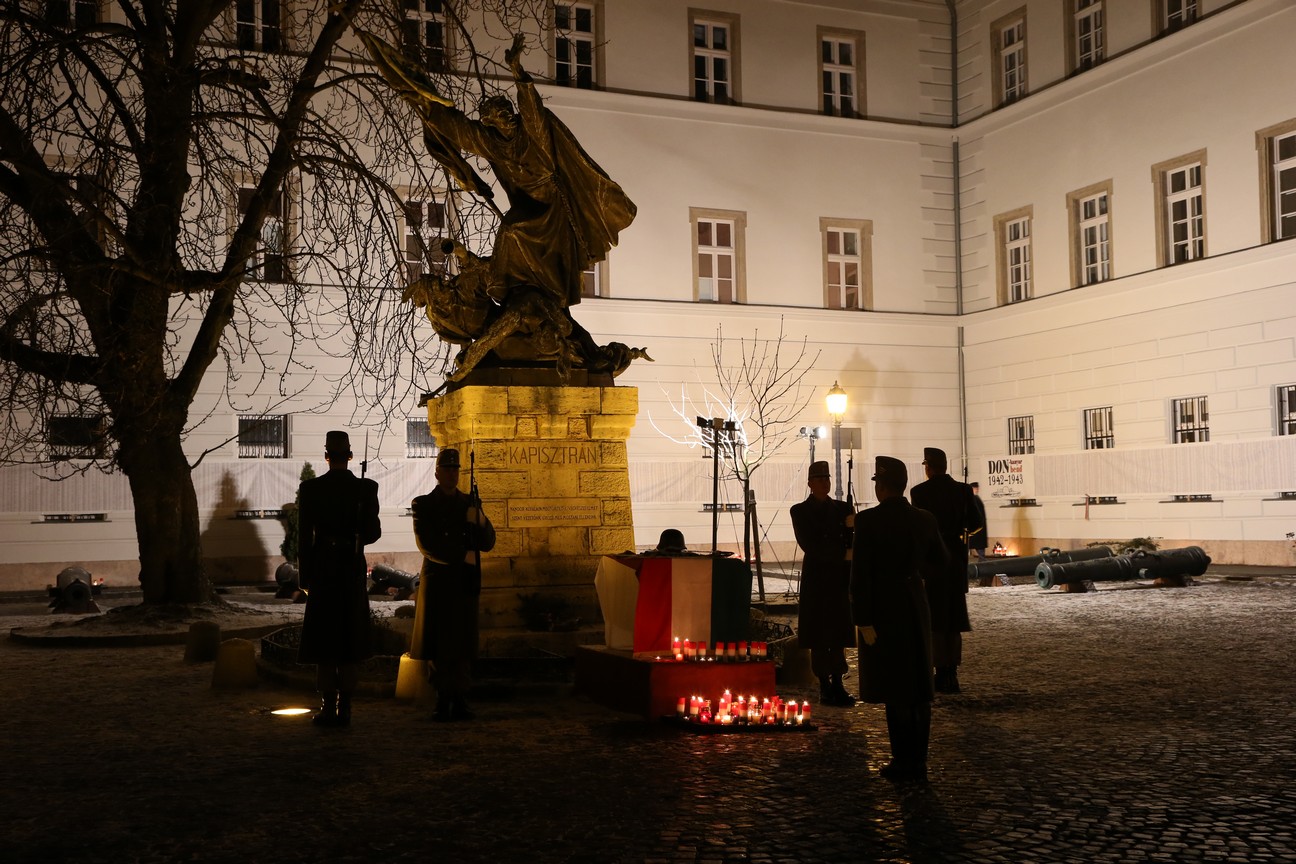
[2,570,1295,863]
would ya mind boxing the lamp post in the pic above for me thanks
[826,381,847,500]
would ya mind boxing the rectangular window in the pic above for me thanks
[1067,182,1112,288]
[554,2,598,89]
[1159,0,1198,34]
[1153,153,1207,266]
[236,0,282,52]
[696,218,734,303]
[403,0,449,72]
[406,418,437,459]
[237,184,287,282]
[403,196,449,283]
[1258,121,1296,244]
[1172,396,1209,443]
[691,208,746,304]
[995,209,1032,304]
[48,413,107,460]
[819,31,861,118]
[1070,0,1104,72]
[1084,406,1114,449]
[238,414,289,458]
[580,260,606,298]
[1277,385,1296,436]
[45,0,97,29]
[1008,415,1035,455]
[821,219,872,310]
[992,11,1027,107]
[690,11,739,105]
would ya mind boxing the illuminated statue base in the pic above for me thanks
[425,381,638,633]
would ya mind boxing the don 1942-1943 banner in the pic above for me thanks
[982,455,1035,500]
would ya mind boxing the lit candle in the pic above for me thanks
[801,702,812,724]
[684,639,694,659]
[698,640,708,659]
[786,700,798,723]
[672,635,681,655]
[719,689,731,715]
[689,695,700,717]
[720,713,733,725]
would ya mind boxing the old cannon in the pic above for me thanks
[968,545,1113,583]
[1035,545,1211,589]
[369,563,419,600]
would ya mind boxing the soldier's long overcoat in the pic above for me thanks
[790,494,857,649]
[296,468,382,665]
[851,496,947,706]
[909,473,980,633]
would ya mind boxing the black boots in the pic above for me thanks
[312,691,352,727]
[935,666,962,694]
[881,703,930,783]
[312,691,338,727]
[819,675,857,707]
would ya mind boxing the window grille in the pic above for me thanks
[238,414,289,458]
[1172,396,1209,443]
[1008,415,1035,455]
[1083,406,1114,449]
[406,419,437,459]
[49,413,107,460]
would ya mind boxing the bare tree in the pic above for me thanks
[652,319,820,589]
[0,2,551,603]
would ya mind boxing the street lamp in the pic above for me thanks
[826,381,847,500]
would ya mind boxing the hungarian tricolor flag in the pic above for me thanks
[594,555,752,654]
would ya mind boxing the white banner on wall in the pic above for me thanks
[981,455,1035,500]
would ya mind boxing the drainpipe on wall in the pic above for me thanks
[946,0,970,481]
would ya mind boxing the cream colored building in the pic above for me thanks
[2,0,1294,591]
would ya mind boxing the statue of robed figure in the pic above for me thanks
[358,30,651,383]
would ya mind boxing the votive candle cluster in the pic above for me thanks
[670,636,768,662]
[676,689,811,726]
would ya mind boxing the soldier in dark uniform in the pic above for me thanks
[410,448,496,722]
[790,460,857,707]
[909,447,982,694]
[296,430,382,727]
[852,456,947,782]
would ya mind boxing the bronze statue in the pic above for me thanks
[360,30,651,381]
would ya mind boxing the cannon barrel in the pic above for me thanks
[1035,546,1211,589]
[968,545,1113,581]
[370,563,418,591]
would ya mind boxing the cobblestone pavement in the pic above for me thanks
[3,573,1296,864]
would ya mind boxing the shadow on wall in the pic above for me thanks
[199,470,272,584]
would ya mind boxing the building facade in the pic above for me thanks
[2,0,1294,591]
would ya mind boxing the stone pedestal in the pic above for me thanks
[427,384,638,634]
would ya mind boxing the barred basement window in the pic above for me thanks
[1008,415,1035,455]
[406,418,437,459]
[1277,384,1296,435]
[48,413,107,460]
[238,414,289,458]
[1083,406,1114,449]
[1171,396,1209,443]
